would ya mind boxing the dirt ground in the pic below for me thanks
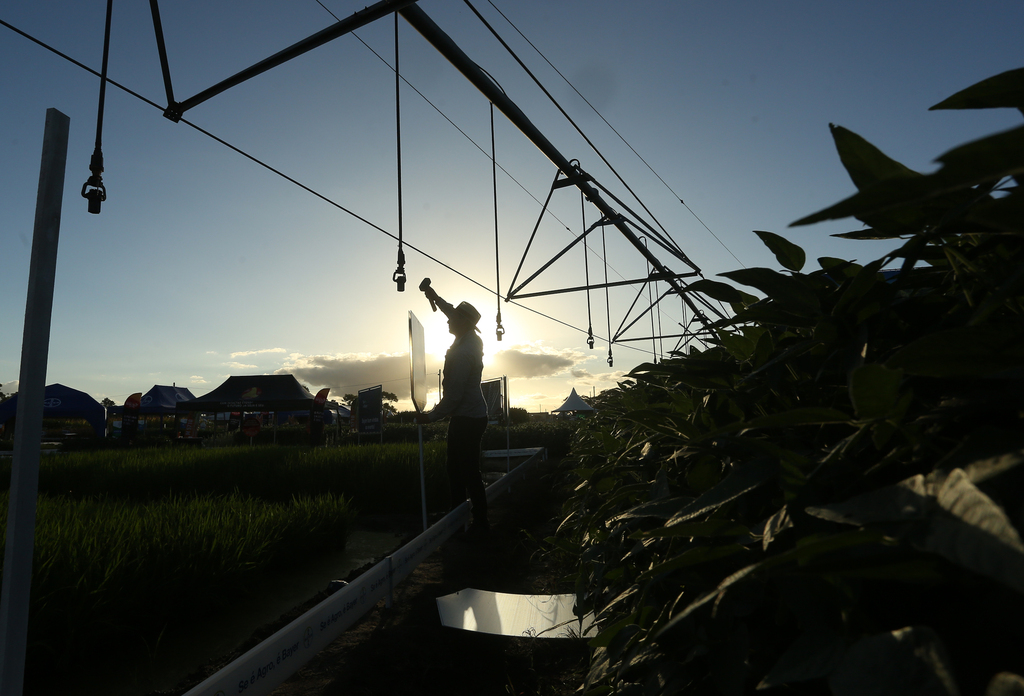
[160,457,590,696]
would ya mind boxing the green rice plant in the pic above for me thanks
[1,442,450,513]
[0,490,354,672]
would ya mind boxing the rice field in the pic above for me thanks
[0,443,449,673]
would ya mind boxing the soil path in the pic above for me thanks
[159,457,589,696]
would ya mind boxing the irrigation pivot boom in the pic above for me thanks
[147,0,724,352]
[398,5,725,350]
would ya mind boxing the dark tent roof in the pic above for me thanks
[109,384,195,415]
[0,383,106,436]
[140,384,195,413]
[177,375,315,412]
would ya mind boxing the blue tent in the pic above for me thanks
[109,384,195,415]
[0,383,106,437]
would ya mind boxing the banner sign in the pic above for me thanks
[309,388,330,445]
[121,392,142,441]
[357,386,382,434]
[184,412,200,437]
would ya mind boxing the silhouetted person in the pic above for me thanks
[415,284,489,539]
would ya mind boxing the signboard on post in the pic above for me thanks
[481,377,506,425]
[242,416,261,438]
[357,386,383,435]
[482,376,511,472]
[409,311,427,413]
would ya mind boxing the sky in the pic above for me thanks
[2,0,1022,414]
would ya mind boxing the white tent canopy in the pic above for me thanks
[552,388,594,413]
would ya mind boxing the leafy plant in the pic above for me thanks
[558,68,1024,695]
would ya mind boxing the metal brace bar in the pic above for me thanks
[506,216,612,299]
[510,272,697,301]
[165,0,421,121]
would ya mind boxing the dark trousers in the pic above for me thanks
[446,416,488,525]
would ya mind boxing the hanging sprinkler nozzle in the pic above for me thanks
[587,327,595,349]
[393,247,407,292]
[495,312,505,342]
[81,148,106,215]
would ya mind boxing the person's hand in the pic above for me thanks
[415,412,431,425]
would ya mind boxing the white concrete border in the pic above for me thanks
[183,447,547,696]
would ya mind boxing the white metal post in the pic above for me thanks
[0,108,70,696]
[418,424,427,531]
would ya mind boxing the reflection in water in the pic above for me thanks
[68,529,405,696]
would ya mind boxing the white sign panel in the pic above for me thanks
[409,311,427,413]
[436,589,595,639]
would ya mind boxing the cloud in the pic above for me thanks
[596,371,630,383]
[277,353,413,399]
[190,376,208,384]
[490,345,586,379]
[230,347,287,359]
[225,362,258,370]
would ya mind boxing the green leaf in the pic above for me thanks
[631,518,749,540]
[757,626,846,689]
[753,506,792,551]
[726,303,819,329]
[720,268,820,313]
[829,124,922,191]
[963,190,1024,234]
[637,544,748,581]
[666,458,777,525]
[930,469,1024,591]
[622,410,702,440]
[611,496,696,522]
[686,457,723,492]
[935,124,1024,183]
[818,257,860,279]
[738,407,852,431]
[659,530,884,636]
[969,260,1024,326]
[685,278,749,304]
[831,228,905,240]
[828,626,959,696]
[831,257,886,318]
[885,326,1024,377]
[716,330,756,362]
[929,67,1024,112]
[753,230,806,272]
[587,612,638,648]
[808,469,1024,592]
[849,364,904,420]
[794,125,1024,227]
[933,428,1024,483]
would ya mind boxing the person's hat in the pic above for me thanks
[454,301,481,330]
